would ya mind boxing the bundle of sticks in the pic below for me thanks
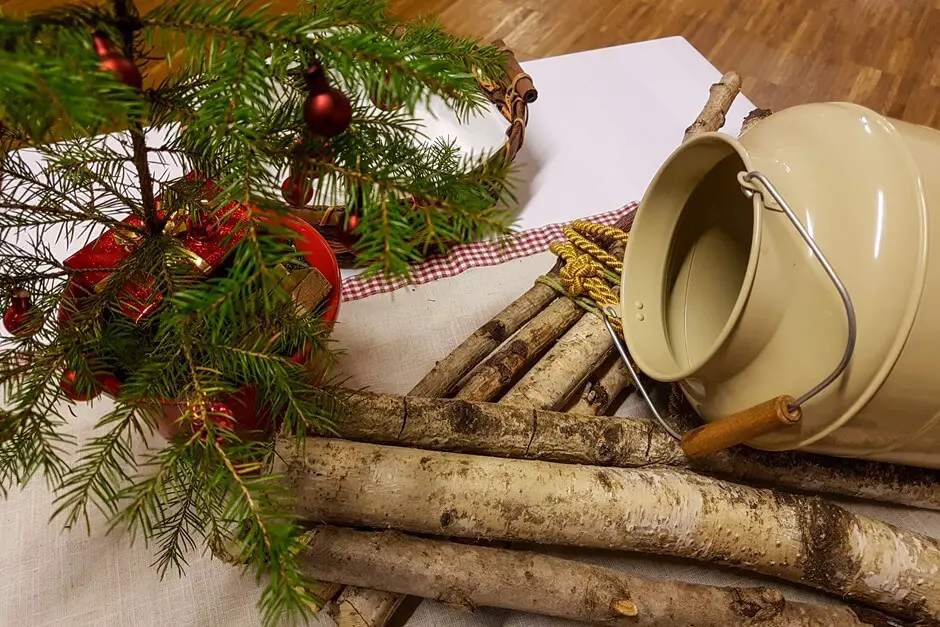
[277,73,940,627]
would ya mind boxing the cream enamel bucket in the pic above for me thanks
[619,102,940,468]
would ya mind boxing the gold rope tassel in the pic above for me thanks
[546,220,628,332]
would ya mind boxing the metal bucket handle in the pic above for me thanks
[605,170,857,457]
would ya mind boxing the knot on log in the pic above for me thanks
[730,587,786,619]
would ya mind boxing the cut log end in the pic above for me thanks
[611,599,638,616]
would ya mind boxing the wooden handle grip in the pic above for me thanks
[681,395,801,459]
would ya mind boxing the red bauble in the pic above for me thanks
[60,369,102,402]
[194,402,237,442]
[60,361,121,402]
[4,288,38,336]
[92,32,142,90]
[207,402,236,429]
[302,63,352,137]
[281,172,315,206]
[336,213,360,248]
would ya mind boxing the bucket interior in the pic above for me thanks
[663,155,754,370]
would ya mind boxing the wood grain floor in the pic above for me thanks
[387,0,940,128]
[5,0,939,127]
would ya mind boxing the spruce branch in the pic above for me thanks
[53,404,151,533]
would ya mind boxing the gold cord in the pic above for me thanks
[546,220,628,332]
[546,219,694,428]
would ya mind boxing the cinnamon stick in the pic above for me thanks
[494,39,537,103]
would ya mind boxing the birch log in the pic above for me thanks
[409,273,559,398]
[302,526,894,627]
[456,297,584,402]
[684,71,743,141]
[282,438,940,623]
[327,280,583,623]
[501,313,614,409]
[568,355,632,415]
[331,392,940,510]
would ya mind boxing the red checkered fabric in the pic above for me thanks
[341,202,638,302]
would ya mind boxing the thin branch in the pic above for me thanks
[114,0,159,231]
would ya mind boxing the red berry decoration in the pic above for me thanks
[60,358,122,402]
[281,171,315,207]
[4,287,38,336]
[302,62,351,137]
[92,31,142,90]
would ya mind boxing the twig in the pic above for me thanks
[568,354,631,415]
[114,0,159,232]
[740,107,773,135]
[455,297,583,402]
[500,313,613,410]
[409,266,561,398]
[683,71,742,141]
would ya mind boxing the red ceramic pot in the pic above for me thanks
[148,216,341,438]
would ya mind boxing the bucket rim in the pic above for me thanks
[620,132,762,381]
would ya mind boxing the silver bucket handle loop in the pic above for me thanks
[603,170,858,441]
[739,171,857,412]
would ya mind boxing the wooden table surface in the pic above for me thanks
[5,0,938,127]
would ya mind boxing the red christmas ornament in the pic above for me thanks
[92,32,142,90]
[336,213,360,248]
[60,359,122,402]
[193,401,237,442]
[207,402,236,428]
[303,62,352,137]
[281,171,315,207]
[4,287,38,336]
